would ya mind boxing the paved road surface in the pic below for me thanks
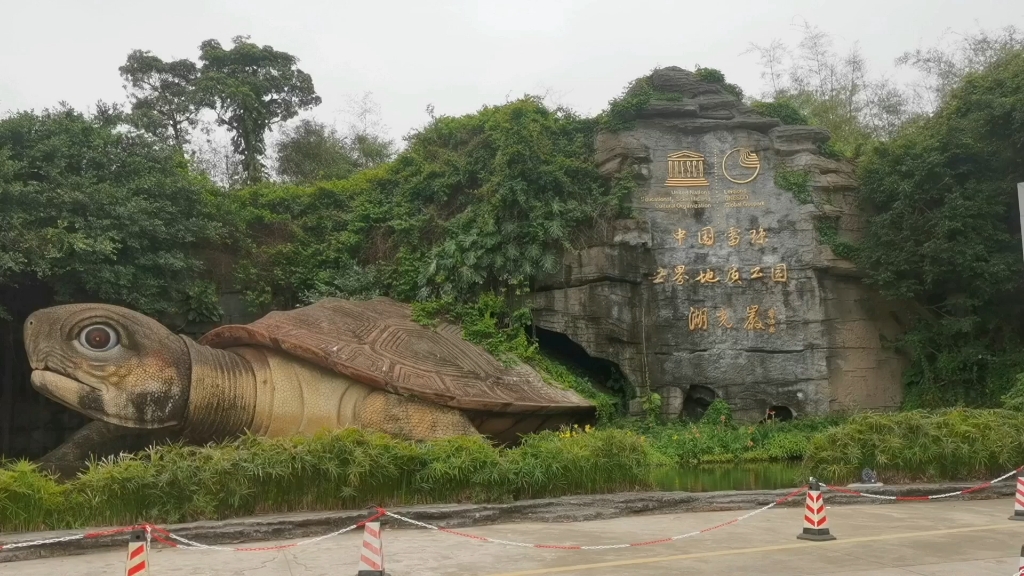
[8,498,1024,575]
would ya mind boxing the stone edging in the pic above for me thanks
[0,481,1013,563]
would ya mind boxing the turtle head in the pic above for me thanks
[23,304,190,429]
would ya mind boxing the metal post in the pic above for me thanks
[1018,183,1024,265]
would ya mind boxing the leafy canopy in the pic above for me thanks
[196,35,321,185]
[234,96,632,310]
[274,119,358,184]
[0,105,227,321]
[856,49,1024,407]
[119,50,202,149]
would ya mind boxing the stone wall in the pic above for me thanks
[525,67,907,422]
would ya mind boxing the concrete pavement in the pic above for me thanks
[7,498,1024,575]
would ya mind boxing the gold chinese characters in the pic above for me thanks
[688,306,780,332]
[668,226,768,247]
[650,264,790,285]
[698,227,714,246]
[688,307,709,330]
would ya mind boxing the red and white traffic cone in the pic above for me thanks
[356,521,390,576]
[797,479,836,541]
[1018,544,1024,576]
[125,529,149,576]
[1010,470,1024,521]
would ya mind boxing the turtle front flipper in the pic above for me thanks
[357,391,480,441]
[35,420,181,479]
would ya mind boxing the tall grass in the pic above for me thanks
[803,409,1024,483]
[610,406,844,466]
[0,427,658,533]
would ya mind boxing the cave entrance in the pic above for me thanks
[532,326,630,404]
[766,405,795,422]
[683,385,717,421]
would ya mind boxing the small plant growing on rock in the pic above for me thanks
[701,399,733,426]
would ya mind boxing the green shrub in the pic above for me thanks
[0,427,658,533]
[610,415,839,466]
[803,409,1024,483]
[701,399,733,425]
[1002,374,1024,411]
[751,99,809,125]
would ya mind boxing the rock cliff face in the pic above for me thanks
[525,67,907,421]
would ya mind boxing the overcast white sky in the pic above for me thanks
[1,0,1022,145]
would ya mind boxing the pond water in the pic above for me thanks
[652,462,807,492]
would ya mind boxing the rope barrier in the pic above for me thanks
[1,463,1021,556]
[821,465,1023,501]
[379,485,810,550]
[0,489,809,554]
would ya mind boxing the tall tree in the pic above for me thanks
[119,50,201,149]
[195,36,321,185]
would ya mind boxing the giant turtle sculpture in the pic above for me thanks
[23,297,596,476]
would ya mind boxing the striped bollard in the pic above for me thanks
[1018,545,1024,576]
[1010,470,1024,521]
[356,521,389,576]
[797,479,836,542]
[125,529,149,576]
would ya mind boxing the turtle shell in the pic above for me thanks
[198,297,595,416]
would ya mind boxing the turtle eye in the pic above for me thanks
[77,324,120,352]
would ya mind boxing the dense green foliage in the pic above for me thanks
[274,119,358,183]
[234,96,630,309]
[0,427,658,532]
[856,49,1024,407]
[0,106,226,322]
[804,409,1024,482]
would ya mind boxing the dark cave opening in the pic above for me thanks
[683,385,717,420]
[765,405,795,422]
[531,326,631,404]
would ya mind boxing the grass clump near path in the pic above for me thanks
[0,426,658,533]
[803,409,1024,483]
[612,401,845,465]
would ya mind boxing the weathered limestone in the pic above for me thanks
[526,66,906,421]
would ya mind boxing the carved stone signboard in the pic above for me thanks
[525,67,907,421]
